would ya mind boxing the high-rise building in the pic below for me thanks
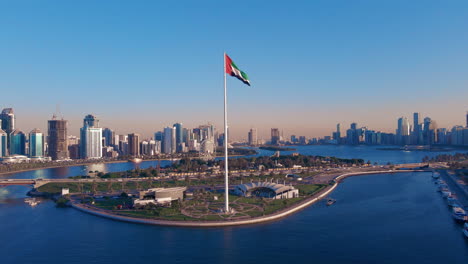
[346,123,359,145]
[171,126,177,153]
[412,112,421,144]
[423,118,438,145]
[0,108,15,134]
[10,130,26,155]
[48,117,68,160]
[29,128,44,157]
[102,128,115,147]
[397,117,410,145]
[332,123,341,141]
[128,133,140,156]
[466,111,468,128]
[271,128,280,145]
[0,129,7,157]
[248,128,257,146]
[450,126,465,146]
[80,114,102,159]
[163,126,175,154]
[0,108,15,154]
[299,136,306,145]
[83,114,99,127]
[173,123,183,152]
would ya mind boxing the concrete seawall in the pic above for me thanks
[71,170,427,227]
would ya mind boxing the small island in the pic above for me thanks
[26,154,374,225]
[25,153,431,226]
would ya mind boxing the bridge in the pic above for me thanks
[0,178,156,189]
[0,162,445,189]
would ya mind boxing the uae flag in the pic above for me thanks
[225,54,250,86]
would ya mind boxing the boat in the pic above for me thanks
[441,190,452,198]
[463,223,468,239]
[326,198,336,206]
[452,207,468,222]
[438,184,449,192]
[447,197,460,207]
[434,179,446,185]
[432,173,440,179]
[129,158,142,164]
[24,198,40,207]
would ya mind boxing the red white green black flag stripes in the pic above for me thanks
[224,54,251,86]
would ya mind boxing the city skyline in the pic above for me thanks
[1,1,468,139]
[1,108,467,142]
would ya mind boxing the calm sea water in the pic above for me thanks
[1,146,467,264]
[0,144,466,180]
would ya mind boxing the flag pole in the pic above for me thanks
[223,52,229,213]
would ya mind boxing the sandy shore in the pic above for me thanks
[71,169,427,227]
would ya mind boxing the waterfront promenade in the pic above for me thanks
[439,170,468,210]
[70,169,427,227]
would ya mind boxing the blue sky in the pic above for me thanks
[1,0,467,140]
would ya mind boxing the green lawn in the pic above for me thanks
[295,184,326,195]
[94,197,133,210]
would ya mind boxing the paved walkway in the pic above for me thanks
[438,170,468,210]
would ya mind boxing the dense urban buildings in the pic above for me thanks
[0,106,467,163]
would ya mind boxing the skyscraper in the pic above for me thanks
[83,114,99,127]
[29,128,44,157]
[465,111,467,128]
[0,129,6,157]
[346,123,359,145]
[102,128,115,147]
[10,130,26,155]
[248,128,257,146]
[333,123,341,141]
[0,108,15,154]
[128,133,140,156]
[48,117,68,160]
[271,128,280,145]
[397,117,410,145]
[80,114,102,159]
[0,108,15,134]
[163,126,175,154]
[412,112,421,144]
[173,123,183,152]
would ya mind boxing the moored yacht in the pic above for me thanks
[434,179,446,185]
[441,190,452,198]
[447,197,460,207]
[452,207,468,222]
[438,184,449,192]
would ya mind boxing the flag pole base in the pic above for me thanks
[220,207,236,214]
